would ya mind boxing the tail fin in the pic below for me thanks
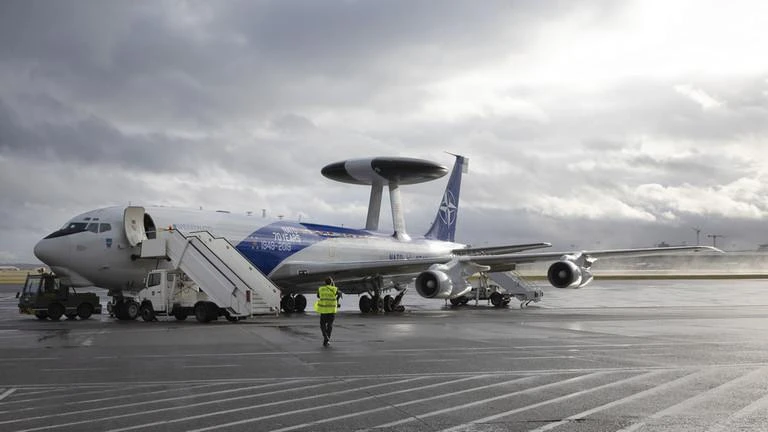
[424,154,467,242]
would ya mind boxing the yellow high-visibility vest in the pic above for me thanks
[315,285,338,314]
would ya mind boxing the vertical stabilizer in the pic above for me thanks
[425,154,467,242]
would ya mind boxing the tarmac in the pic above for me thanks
[2,279,768,431]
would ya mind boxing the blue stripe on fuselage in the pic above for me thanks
[235,222,376,275]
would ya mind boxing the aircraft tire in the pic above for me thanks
[490,292,503,307]
[77,303,93,320]
[359,295,371,313]
[383,295,394,312]
[369,296,381,313]
[294,294,307,313]
[47,303,64,321]
[281,295,295,314]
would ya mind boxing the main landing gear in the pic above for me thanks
[358,289,405,313]
[280,294,307,314]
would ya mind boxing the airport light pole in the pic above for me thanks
[692,227,701,245]
[707,234,724,248]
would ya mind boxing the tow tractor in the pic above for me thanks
[17,271,102,320]
[129,268,248,323]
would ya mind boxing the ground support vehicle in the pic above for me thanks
[17,271,102,320]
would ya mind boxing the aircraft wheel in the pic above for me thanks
[140,304,155,322]
[490,292,503,307]
[47,303,64,321]
[35,311,48,320]
[281,295,295,313]
[294,294,307,313]
[383,295,394,312]
[126,301,140,320]
[194,303,211,323]
[449,297,462,307]
[369,295,381,313]
[77,303,93,320]
[359,295,371,313]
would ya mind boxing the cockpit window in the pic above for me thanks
[44,222,88,239]
[86,223,99,233]
[99,223,112,233]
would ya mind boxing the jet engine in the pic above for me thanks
[546,254,595,289]
[415,259,489,299]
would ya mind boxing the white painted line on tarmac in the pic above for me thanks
[616,366,768,432]
[437,371,665,432]
[41,368,108,372]
[181,364,239,368]
[528,369,704,432]
[707,385,768,432]
[186,374,486,432]
[0,388,16,401]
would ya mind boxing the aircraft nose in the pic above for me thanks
[34,238,59,266]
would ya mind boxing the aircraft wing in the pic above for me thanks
[452,242,552,255]
[457,245,723,272]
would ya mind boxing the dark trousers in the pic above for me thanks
[320,313,335,340]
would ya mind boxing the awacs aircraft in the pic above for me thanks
[33,154,719,320]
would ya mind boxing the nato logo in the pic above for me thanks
[438,190,457,225]
[105,238,113,248]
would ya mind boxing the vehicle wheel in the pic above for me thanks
[126,301,140,320]
[449,297,462,307]
[460,296,470,305]
[195,303,211,323]
[140,304,155,322]
[490,292,503,307]
[34,311,48,320]
[359,295,371,313]
[77,303,93,320]
[206,302,219,322]
[174,311,188,321]
[48,303,64,321]
[294,294,307,313]
[226,315,239,322]
[280,295,295,313]
[383,295,394,312]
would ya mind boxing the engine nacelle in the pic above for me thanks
[547,259,593,289]
[415,270,457,299]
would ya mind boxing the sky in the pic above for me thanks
[1,0,768,263]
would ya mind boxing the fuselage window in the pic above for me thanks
[99,223,112,233]
[86,223,99,233]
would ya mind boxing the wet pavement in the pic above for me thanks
[1,279,768,431]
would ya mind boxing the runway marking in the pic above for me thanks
[185,374,493,432]
[527,369,709,432]
[706,384,768,432]
[376,371,609,429]
[41,368,108,372]
[617,366,768,432]
[106,376,426,432]
[265,375,543,432]
[0,388,15,401]
[2,379,308,429]
[181,364,240,368]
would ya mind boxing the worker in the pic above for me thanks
[315,276,341,347]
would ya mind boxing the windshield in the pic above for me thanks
[44,222,88,239]
[22,276,41,296]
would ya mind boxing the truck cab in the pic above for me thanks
[17,272,102,320]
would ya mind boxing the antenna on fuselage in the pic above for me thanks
[321,157,448,240]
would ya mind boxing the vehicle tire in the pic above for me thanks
[140,304,155,322]
[206,302,219,322]
[359,295,371,313]
[449,297,462,307]
[280,295,295,313]
[490,292,503,307]
[294,294,307,313]
[195,303,211,323]
[126,301,140,320]
[460,296,470,305]
[383,295,394,312]
[174,311,188,321]
[34,311,48,320]
[77,303,93,320]
[48,303,64,321]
